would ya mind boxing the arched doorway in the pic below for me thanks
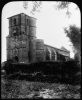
[13,48,19,62]
[13,56,19,62]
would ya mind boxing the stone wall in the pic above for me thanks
[35,39,45,62]
[6,35,29,63]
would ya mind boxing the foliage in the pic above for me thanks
[56,1,71,17]
[56,1,70,9]
[23,1,42,15]
[65,26,81,50]
[31,1,42,14]
[1,78,80,99]
[64,25,81,62]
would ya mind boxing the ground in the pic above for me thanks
[1,77,80,99]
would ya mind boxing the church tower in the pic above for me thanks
[6,13,36,63]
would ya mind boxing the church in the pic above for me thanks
[6,13,70,63]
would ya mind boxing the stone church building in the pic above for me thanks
[6,13,70,63]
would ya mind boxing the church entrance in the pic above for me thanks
[13,56,19,63]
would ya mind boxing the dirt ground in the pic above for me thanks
[1,77,80,99]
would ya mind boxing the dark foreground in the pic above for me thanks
[1,77,80,99]
[1,60,81,99]
[3,60,81,85]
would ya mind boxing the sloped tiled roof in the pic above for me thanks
[60,46,69,52]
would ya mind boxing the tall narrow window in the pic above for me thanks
[13,18,16,25]
[27,19,28,25]
[51,50,55,60]
[46,48,51,60]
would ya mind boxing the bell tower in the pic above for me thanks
[6,13,36,63]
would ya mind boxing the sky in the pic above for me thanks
[1,1,81,63]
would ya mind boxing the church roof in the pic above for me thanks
[7,13,37,20]
[60,46,69,52]
[44,44,70,53]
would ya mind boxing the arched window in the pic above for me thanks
[46,48,51,60]
[51,50,55,60]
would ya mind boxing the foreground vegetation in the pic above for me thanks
[2,60,81,85]
[1,78,80,99]
[1,60,81,99]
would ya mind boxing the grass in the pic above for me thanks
[1,77,80,99]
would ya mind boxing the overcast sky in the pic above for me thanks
[1,1,81,62]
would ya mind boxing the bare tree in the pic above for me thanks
[56,1,70,9]
[23,1,28,9]
[23,1,42,15]
[55,1,72,18]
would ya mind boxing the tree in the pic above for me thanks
[64,25,81,63]
[64,25,81,85]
